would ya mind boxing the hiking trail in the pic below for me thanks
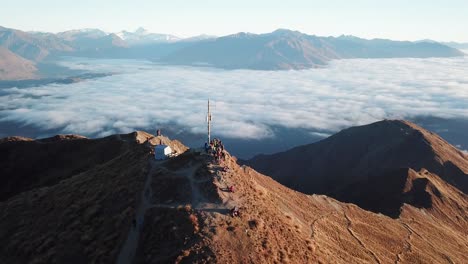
[116,152,234,264]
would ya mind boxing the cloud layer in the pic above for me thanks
[1,56,468,139]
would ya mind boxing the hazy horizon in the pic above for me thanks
[4,25,468,45]
[3,0,468,42]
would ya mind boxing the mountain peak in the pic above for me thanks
[374,119,468,166]
[227,32,256,38]
[58,28,107,36]
[134,27,148,34]
[271,28,303,36]
[337,34,361,40]
[246,119,468,217]
[115,28,181,44]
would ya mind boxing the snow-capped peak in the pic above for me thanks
[115,27,181,45]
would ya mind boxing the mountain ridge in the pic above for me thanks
[116,27,181,45]
[0,47,38,80]
[0,124,466,263]
[161,29,464,70]
[245,119,468,217]
[0,25,464,79]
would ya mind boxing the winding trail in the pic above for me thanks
[308,212,338,255]
[395,222,413,264]
[179,162,205,207]
[116,154,232,264]
[343,212,382,264]
[116,159,158,264]
[310,212,337,240]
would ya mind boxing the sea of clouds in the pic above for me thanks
[1,56,467,139]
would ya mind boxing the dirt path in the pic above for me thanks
[309,212,339,254]
[395,222,413,264]
[177,162,206,207]
[117,154,236,264]
[172,159,234,212]
[116,155,232,264]
[116,160,158,264]
[344,212,382,264]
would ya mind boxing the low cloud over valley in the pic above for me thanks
[1,56,467,140]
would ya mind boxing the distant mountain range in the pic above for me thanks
[443,41,468,50]
[163,29,464,70]
[0,26,465,79]
[417,39,468,50]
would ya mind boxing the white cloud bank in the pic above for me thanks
[1,56,468,139]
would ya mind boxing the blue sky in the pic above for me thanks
[3,0,468,42]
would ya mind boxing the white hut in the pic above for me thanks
[154,145,172,160]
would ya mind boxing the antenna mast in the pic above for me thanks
[207,99,212,143]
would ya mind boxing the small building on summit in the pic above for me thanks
[154,145,172,160]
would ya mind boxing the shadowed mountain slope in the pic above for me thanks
[246,120,468,217]
[0,131,187,263]
[0,131,185,202]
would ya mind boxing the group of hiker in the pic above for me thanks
[203,138,241,218]
[205,138,226,163]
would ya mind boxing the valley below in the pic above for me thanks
[1,56,468,158]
